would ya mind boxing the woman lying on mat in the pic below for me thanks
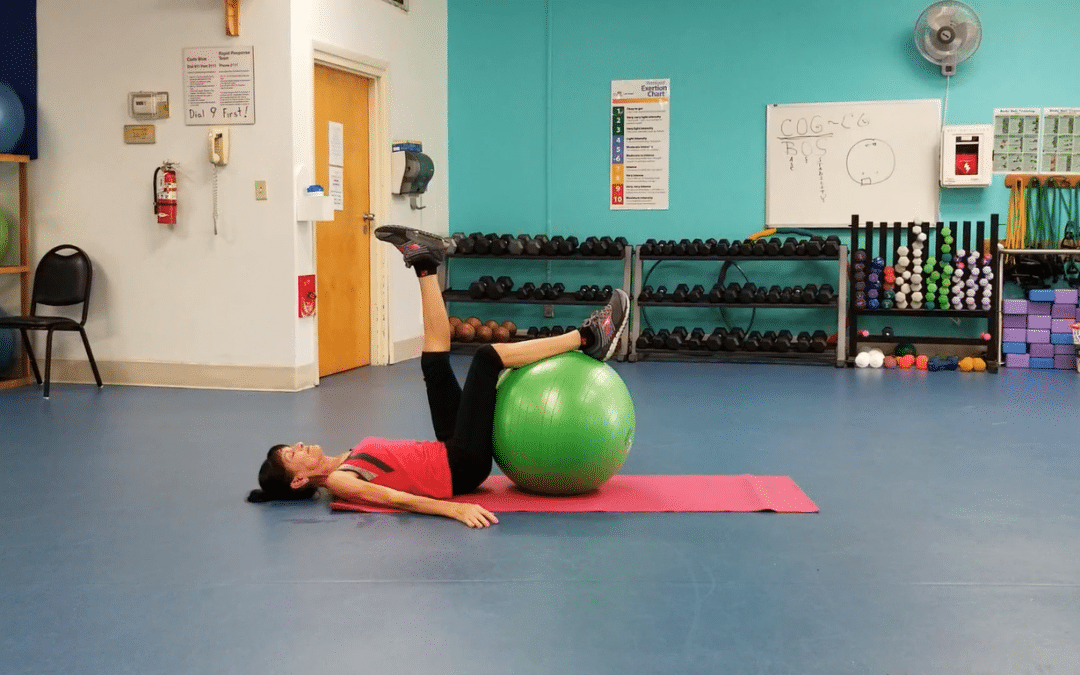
[246,226,630,528]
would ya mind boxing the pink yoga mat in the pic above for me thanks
[330,475,818,514]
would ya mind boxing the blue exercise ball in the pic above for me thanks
[0,307,15,374]
[0,82,26,154]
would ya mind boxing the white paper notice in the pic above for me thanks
[329,166,344,211]
[328,122,344,167]
[183,46,256,125]
[611,79,670,210]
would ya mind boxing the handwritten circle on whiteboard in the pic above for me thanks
[846,138,895,186]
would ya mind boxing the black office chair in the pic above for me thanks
[0,245,103,398]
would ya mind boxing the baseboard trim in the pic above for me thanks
[392,336,423,363]
[48,359,320,392]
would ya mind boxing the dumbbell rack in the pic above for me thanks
[442,245,634,359]
[847,215,1001,372]
[628,245,849,366]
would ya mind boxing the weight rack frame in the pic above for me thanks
[847,214,1001,372]
[628,245,849,366]
[442,245,634,360]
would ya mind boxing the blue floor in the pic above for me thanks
[2,358,1079,674]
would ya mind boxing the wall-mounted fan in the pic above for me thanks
[914,1,983,75]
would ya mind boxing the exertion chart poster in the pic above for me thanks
[611,79,669,210]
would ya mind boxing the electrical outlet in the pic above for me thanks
[544,304,554,318]
[254,180,267,201]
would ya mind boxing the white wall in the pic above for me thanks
[29,0,448,389]
[292,0,449,363]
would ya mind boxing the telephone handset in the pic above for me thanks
[208,128,229,166]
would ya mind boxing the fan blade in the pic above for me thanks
[922,32,957,62]
[953,21,981,53]
[925,5,957,31]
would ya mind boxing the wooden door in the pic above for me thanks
[314,64,371,376]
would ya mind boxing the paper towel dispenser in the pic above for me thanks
[392,150,434,195]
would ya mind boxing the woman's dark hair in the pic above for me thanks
[246,444,319,503]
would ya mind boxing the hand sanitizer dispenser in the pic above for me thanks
[941,124,993,187]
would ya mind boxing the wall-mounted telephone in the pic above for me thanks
[209,128,229,166]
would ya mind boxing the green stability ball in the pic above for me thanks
[493,351,635,495]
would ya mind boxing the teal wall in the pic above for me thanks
[446,0,1080,334]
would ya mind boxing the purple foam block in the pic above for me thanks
[1054,344,1076,354]
[1028,341,1054,358]
[1029,343,1055,358]
[1052,303,1076,319]
[1052,318,1075,333]
[1055,288,1079,304]
[1054,354,1076,370]
[1003,299,1028,314]
[1029,302,1053,316]
[1006,353,1030,368]
[1003,328,1028,342]
[1027,329,1051,343]
[1028,314,1052,330]
[1002,315,1027,329]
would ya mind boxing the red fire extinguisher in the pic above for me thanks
[154,162,178,225]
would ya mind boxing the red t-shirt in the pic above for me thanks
[335,437,453,499]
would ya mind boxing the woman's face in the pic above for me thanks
[278,442,325,478]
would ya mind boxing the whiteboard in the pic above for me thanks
[766,99,941,228]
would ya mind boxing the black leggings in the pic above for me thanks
[420,345,505,495]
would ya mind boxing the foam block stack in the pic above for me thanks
[1001,288,1080,370]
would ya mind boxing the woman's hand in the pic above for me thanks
[449,502,499,528]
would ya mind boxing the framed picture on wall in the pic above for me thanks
[381,0,407,10]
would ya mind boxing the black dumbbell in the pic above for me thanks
[767,285,784,303]
[738,283,758,303]
[795,331,812,352]
[550,283,565,300]
[559,236,579,256]
[652,329,670,349]
[608,237,628,257]
[665,326,690,350]
[502,235,524,256]
[760,330,777,351]
[790,286,804,304]
[653,285,669,302]
[703,238,718,255]
[599,285,613,301]
[722,327,745,351]
[636,329,654,350]
[672,239,691,256]
[516,282,536,299]
[753,286,768,303]
[672,284,691,302]
[479,275,507,300]
[705,328,725,351]
[523,235,543,256]
[774,329,794,352]
[805,236,824,256]
[688,284,706,303]
[816,284,835,304]
[688,328,706,350]
[638,285,654,302]
[639,238,657,256]
[723,283,740,303]
[550,325,564,336]
[468,279,487,299]
[749,239,767,256]
[655,240,671,256]
[810,330,829,353]
[533,283,552,300]
[823,235,841,257]
[707,283,724,303]
[468,232,489,255]
[489,235,508,256]
[743,331,763,351]
[802,284,818,304]
[713,239,731,255]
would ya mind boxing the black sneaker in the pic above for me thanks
[581,289,629,361]
[374,225,452,269]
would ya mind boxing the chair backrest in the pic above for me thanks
[31,245,94,324]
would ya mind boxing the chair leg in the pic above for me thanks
[78,328,103,387]
[43,329,55,399]
[18,328,42,384]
